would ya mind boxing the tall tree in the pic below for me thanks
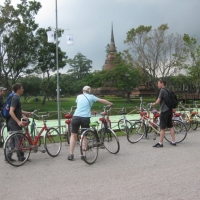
[0,0,41,89]
[34,28,68,105]
[124,24,186,91]
[183,34,200,93]
[106,53,142,102]
[67,53,93,80]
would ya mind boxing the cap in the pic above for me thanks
[82,86,91,93]
[0,87,7,91]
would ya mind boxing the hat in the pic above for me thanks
[0,87,7,91]
[82,86,91,93]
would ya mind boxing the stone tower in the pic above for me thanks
[103,24,117,70]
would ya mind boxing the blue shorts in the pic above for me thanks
[71,116,90,134]
[160,110,173,129]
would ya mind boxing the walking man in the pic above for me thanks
[152,79,176,147]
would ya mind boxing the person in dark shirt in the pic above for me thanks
[0,87,7,147]
[152,79,176,148]
[7,83,31,162]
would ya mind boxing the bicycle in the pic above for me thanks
[4,111,62,167]
[117,107,137,134]
[80,105,120,165]
[128,103,187,144]
[179,101,198,131]
[63,106,77,144]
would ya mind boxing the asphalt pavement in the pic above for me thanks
[0,129,200,200]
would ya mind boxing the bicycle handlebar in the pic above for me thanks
[62,106,77,114]
[31,110,50,119]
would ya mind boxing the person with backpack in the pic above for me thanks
[152,79,176,148]
[6,83,31,162]
[0,87,7,147]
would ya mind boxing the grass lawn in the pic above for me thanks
[21,96,158,119]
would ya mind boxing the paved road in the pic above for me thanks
[0,130,200,200]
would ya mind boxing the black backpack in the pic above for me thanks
[162,88,178,109]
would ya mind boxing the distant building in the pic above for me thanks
[103,23,117,70]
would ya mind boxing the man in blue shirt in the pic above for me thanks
[68,86,113,160]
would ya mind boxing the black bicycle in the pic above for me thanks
[80,105,120,165]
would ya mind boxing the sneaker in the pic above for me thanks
[153,143,163,148]
[5,157,16,162]
[18,157,26,162]
[0,141,4,148]
[68,154,74,161]
[81,155,86,160]
[169,142,176,146]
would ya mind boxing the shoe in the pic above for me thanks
[18,157,26,162]
[5,157,16,162]
[153,143,163,148]
[68,154,74,161]
[169,142,176,146]
[0,141,4,148]
[81,155,86,160]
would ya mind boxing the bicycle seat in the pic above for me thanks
[152,109,158,114]
[172,109,176,113]
[65,119,71,124]
[64,113,72,119]
[140,111,147,116]
[154,113,160,118]
[174,113,181,117]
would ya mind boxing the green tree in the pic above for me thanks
[124,24,186,92]
[34,28,68,105]
[67,53,93,80]
[0,0,41,89]
[183,34,200,93]
[18,75,42,102]
[107,54,142,102]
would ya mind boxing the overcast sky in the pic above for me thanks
[1,0,200,72]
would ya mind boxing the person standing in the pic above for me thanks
[152,79,176,147]
[7,83,31,162]
[0,87,7,147]
[68,86,114,161]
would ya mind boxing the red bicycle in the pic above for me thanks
[4,111,62,167]
[63,106,76,145]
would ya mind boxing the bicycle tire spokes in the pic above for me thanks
[80,130,99,165]
[44,128,62,157]
[164,119,187,143]
[100,128,120,154]
[127,121,146,143]
[4,133,31,167]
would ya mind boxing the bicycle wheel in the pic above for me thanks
[182,113,191,131]
[1,124,9,143]
[100,128,120,154]
[44,128,62,157]
[117,119,132,134]
[80,129,99,165]
[127,121,146,143]
[164,119,187,143]
[65,124,72,144]
[190,115,198,130]
[4,132,31,167]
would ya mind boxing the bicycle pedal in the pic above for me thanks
[39,150,46,153]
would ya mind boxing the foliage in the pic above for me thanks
[0,0,42,90]
[183,34,200,93]
[67,53,93,80]
[124,24,186,91]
